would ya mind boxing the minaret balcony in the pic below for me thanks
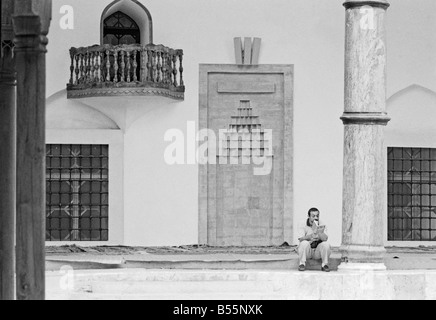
[66,44,185,100]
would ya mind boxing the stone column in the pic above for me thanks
[339,0,390,270]
[0,0,16,299]
[13,0,51,300]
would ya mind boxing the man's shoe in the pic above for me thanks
[298,264,306,272]
[321,265,330,272]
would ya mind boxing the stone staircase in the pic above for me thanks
[44,247,436,300]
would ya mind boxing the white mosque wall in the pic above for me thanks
[46,0,436,247]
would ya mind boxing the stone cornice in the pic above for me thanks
[340,112,391,125]
[343,1,390,10]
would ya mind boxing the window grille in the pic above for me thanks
[46,145,109,241]
[388,147,436,241]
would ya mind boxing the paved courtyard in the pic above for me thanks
[46,245,436,271]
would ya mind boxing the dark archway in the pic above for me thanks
[101,0,153,45]
[103,11,140,45]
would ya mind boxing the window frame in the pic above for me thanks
[46,144,110,242]
[387,147,436,242]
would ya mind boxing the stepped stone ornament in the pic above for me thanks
[219,100,272,165]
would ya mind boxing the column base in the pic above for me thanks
[340,245,386,263]
[338,262,387,272]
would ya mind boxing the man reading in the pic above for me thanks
[297,207,332,272]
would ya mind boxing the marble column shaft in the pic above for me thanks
[340,0,390,264]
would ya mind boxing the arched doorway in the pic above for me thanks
[103,11,141,45]
[100,0,153,45]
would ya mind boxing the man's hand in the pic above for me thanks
[298,234,319,243]
[298,234,313,242]
[317,227,328,242]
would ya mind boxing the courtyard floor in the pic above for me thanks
[46,245,436,272]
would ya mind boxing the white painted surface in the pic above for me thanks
[46,0,436,247]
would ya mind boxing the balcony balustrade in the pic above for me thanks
[67,44,185,100]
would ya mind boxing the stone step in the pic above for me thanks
[49,292,289,300]
[46,269,436,300]
[46,254,342,272]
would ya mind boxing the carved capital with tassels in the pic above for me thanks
[12,0,52,53]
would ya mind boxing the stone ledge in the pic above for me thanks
[46,254,343,272]
[46,268,436,300]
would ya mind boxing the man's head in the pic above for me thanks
[307,208,320,226]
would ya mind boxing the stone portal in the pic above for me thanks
[199,65,293,246]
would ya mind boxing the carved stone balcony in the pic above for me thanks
[67,44,185,100]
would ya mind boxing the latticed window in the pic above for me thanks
[388,147,436,241]
[103,11,140,45]
[46,145,109,242]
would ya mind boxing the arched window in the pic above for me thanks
[103,11,140,45]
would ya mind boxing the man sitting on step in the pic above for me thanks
[297,207,331,272]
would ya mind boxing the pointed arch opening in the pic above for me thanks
[100,0,153,45]
[103,11,141,45]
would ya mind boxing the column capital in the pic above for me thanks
[13,0,52,35]
[343,1,390,10]
[12,15,48,53]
